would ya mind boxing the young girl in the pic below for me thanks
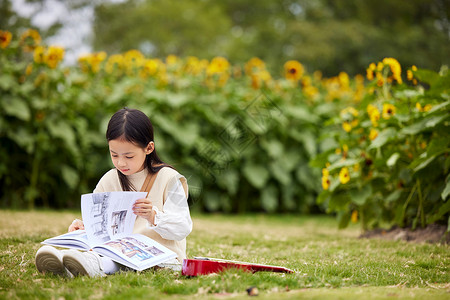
[35,108,193,277]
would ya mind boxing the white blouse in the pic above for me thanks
[151,174,193,241]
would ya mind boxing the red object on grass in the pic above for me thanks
[181,258,294,276]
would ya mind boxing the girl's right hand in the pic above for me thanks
[68,219,85,232]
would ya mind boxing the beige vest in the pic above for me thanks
[94,167,188,262]
[133,168,188,262]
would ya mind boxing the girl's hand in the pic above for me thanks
[133,198,156,225]
[68,219,84,232]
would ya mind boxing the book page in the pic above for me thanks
[81,191,147,246]
[93,233,177,271]
[42,230,91,251]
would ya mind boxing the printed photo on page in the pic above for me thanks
[81,191,147,246]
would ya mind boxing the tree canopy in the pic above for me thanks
[2,0,450,76]
[91,0,450,76]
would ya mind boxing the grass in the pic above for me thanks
[0,210,449,299]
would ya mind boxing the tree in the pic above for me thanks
[92,0,231,58]
[11,0,447,77]
[0,0,32,33]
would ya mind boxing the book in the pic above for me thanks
[42,191,177,271]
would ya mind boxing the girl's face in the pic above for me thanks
[108,139,154,176]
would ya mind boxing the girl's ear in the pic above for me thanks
[145,141,155,155]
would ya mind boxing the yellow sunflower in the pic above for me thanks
[382,103,396,119]
[382,57,402,84]
[369,128,379,141]
[339,167,350,184]
[124,49,145,74]
[166,54,178,66]
[342,121,352,133]
[0,30,12,49]
[140,59,160,78]
[184,56,206,75]
[284,60,304,81]
[322,168,330,190]
[105,54,124,74]
[367,104,380,127]
[245,57,266,76]
[20,29,41,52]
[33,45,45,64]
[366,63,376,81]
[207,56,230,75]
[43,46,64,69]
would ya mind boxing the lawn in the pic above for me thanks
[0,210,449,299]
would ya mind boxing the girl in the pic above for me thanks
[35,108,193,277]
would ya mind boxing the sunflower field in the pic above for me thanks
[0,29,449,230]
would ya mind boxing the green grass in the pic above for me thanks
[0,210,449,299]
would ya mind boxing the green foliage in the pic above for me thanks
[0,30,327,212]
[1,28,449,231]
[312,59,450,230]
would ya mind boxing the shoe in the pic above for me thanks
[35,246,73,278]
[63,250,105,277]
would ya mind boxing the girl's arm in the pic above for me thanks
[150,176,193,241]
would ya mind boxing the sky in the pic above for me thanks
[11,0,123,65]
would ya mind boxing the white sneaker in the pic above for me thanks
[35,245,73,278]
[63,250,105,277]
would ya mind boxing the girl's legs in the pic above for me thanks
[100,256,121,275]
[35,246,73,277]
[36,245,106,277]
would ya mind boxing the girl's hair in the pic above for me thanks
[106,107,169,191]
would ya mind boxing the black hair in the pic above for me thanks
[106,108,169,191]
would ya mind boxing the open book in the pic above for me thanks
[42,191,177,271]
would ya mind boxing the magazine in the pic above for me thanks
[42,191,177,271]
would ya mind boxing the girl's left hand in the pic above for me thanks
[133,198,156,225]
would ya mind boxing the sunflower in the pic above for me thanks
[382,57,402,84]
[78,52,106,73]
[184,56,205,75]
[20,29,41,52]
[367,104,380,127]
[105,54,124,74]
[407,65,418,85]
[369,128,379,141]
[251,69,272,89]
[338,72,349,89]
[382,103,396,119]
[342,121,352,133]
[33,45,45,64]
[43,46,65,69]
[416,102,432,112]
[0,30,12,49]
[124,49,145,74]
[339,167,350,184]
[366,63,376,81]
[207,56,230,75]
[321,168,330,190]
[303,85,319,99]
[140,59,160,78]
[166,54,178,66]
[25,63,33,75]
[284,60,304,81]
[245,57,266,76]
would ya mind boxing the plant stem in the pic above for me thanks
[416,179,425,228]
[401,183,417,227]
